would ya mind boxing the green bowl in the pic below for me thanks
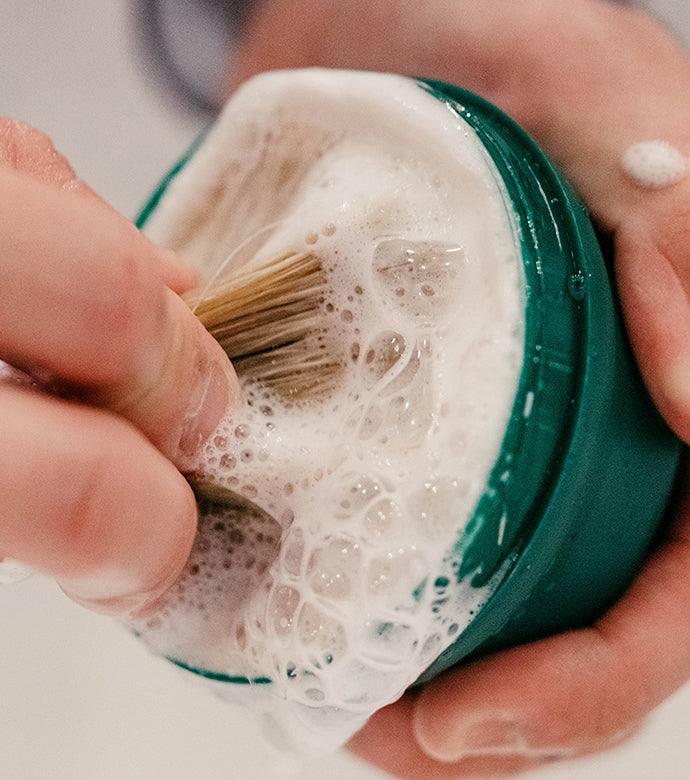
[138,77,681,687]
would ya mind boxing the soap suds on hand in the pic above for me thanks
[622,141,687,189]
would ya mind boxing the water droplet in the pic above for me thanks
[567,270,587,301]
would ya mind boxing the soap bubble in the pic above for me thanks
[372,239,465,325]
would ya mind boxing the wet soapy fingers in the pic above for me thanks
[0,122,241,609]
[0,381,197,616]
[349,472,690,778]
[0,165,240,470]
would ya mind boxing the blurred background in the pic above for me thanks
[1,2,689,778]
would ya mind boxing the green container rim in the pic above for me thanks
[418,80,680,679]
[420,79,591,589]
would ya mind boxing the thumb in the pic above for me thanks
[411,478,690,766]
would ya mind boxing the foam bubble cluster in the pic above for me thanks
[622,141,688,189]
[137,69,525,753]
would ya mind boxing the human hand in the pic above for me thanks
[0,120,241,617]
[229,0,690,775]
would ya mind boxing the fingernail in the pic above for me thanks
[455,717,526,756]
[177,352,236,463]
[58,568,148,616]
[58,559,185,617]
[415,711,577,763]
[415,712,527,762]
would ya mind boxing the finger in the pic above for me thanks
[348,695,541,780]
[406,469,690,765]
[228,0,434,91]
[0,167,241,470]
[0,383,197,616]
[615,188,690,444]
[0,117,88,193]
[0,119,199,295]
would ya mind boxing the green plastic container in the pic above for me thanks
[416,80,681,681]
[138,77,681,686]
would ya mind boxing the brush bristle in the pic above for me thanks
[186,251,341,399]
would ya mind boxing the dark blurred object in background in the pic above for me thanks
[133,0,254,115]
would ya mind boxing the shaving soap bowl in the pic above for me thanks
[415,80,681,679]
[135,71,681,722]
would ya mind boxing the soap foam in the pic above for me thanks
[622,140,687,188]
[136,69,525,753]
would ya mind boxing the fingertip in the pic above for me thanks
[56,469,198,618]
[636,347,690,448]
[411,693,452,761]
[168,302,244,471]
[410,632,646,766]
[412,671,489,763]
[348,691,541,778]
[0,387,199,618]
[413,696,538,764]
[90,281,243,472]
[649,358,690,444]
